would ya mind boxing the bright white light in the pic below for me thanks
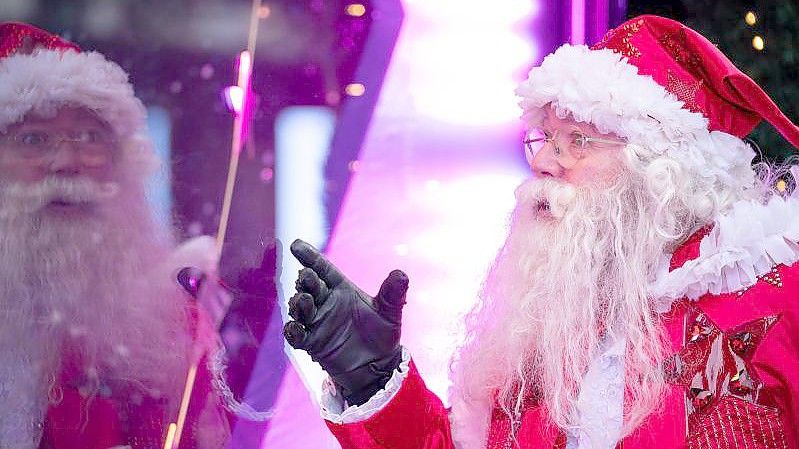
[425,179,441,192]
[274,106,334,251]
[223,51,253,116]
[400,172,523,400]
[410,173,520,266]
[223,86,244,114]
[409,32,533,125]
[404,0,535,24]
[394,243,409,256]
[144,106,173,226]
[298,0,539,411]
[398,0,537,125]
[274,106,336,397]
[237,50,252,89]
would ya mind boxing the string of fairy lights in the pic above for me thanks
[744,11,765,51]
[741,9,793,194]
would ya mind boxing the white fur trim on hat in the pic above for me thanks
[0,47,146,137]
[515,44,756,191]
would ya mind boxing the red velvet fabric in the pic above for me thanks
[326,231,799,448]
[41,388,124,449]
[0,22,80,58]
[325,361,455,449]
[39,354,225,449]
[592,15,799,150]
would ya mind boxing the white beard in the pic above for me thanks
[0,176,190,444]
[450,172,673,447]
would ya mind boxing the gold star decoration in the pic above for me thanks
[667,71,703,112]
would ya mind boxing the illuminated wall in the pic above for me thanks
[282,0,539,408]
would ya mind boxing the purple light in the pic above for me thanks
[592,3,609,45]
[222,51,252,120]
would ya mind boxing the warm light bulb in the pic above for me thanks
[345,83,366,96]
[752,35,765,51]
[745,11,757,26]
[346,4,366,17]
[777,179,787,192]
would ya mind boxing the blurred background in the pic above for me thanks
[1,0,796,447]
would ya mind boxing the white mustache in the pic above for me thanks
[0,177,120,216]
[40,177,120,203]
[515,179,578,219]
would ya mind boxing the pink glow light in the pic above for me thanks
[571,0,586,44]
[396,0,538,125]
[222,50,252,117]
[311,0,539,405]
[237,50,252,93]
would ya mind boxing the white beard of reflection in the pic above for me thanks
[0,175,190,414]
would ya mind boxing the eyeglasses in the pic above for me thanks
[523,128,625,166]
[1,129,117,167]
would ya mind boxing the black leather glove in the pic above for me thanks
[283,239,408,406]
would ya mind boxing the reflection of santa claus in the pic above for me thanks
[283,15,799,449]
[0,23,226,448]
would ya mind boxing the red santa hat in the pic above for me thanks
[516,15,799,187]
[0,22,147,139]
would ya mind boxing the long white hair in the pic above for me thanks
[0,137,190,406]
[450,135,768,446]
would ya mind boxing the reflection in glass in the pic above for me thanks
[0,0,379,447]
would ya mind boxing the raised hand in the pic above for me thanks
[283,239,409,406]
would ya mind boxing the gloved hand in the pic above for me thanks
[283,239,409,406]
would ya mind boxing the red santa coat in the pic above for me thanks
[39,236,232,449]
[325,224,799,448]
[39,353,228,449]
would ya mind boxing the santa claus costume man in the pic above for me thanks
[0,23,228,448]
[284,15,799,449]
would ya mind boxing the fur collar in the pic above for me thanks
[650,195,799,312]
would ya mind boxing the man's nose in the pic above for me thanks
[530,142,563,179]
[47,143,82,176]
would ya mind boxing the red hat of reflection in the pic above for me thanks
[0,22,80,57]
[591,14,799,150]
[0,22,147,139]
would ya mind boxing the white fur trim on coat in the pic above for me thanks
[651,193,799,310]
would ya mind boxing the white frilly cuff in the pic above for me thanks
[650,194,799,311]
[320,347,411,424]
